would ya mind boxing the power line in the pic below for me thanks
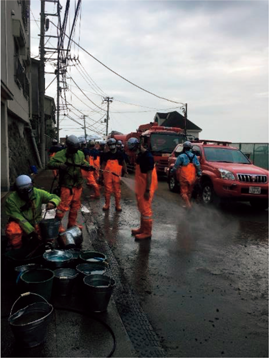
[72,60,105,97]
[77,59,107,96]
[70,77,106,112]
[50,21,185,106]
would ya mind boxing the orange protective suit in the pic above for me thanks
[82,155,100,198]
[56,186,83,231]
[103,159,122,211]
[93,156,100,182]
[132,164,158,239]
[135,165,158,218]
[5,222,41,249]
[178,163,196,209]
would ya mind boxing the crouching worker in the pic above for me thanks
[48,134,94,233]
[127,137,158,239]
[5,175,60,257]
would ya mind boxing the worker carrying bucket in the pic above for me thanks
[171,141,202,209]
[48,135,95,233]
[127,137,158,240]
[4,175,61,258]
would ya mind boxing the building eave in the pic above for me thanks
[1,80,14,101]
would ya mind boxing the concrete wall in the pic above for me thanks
[1,102,10,191]
[8,115,39,183]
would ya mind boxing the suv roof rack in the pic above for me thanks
[191,139,231,146]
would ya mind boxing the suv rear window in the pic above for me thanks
[204,147,250,164]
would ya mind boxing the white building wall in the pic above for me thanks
[1,0,30,123]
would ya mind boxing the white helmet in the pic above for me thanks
[88,140,95,147]
[15,175,32,190]
[183,141,192,150]
[127,137,139,151]
[66,135,80,149]
[15,175,33,199]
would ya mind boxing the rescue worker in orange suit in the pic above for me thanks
[5,175,60,256]
[93,141,101,184]
[82,140,100,199]
[171,141,202,209]
[48,134,94,232]
[100,138,127,212]
[48,139,62,177]
[127,137,158,240]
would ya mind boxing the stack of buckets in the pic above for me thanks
[8,249,115,348]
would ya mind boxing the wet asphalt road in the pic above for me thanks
[84,174,268,357]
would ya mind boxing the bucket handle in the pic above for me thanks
[10,292,52,316]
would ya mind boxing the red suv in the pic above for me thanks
[165,140,269,210]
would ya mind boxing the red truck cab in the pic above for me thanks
[166,140,269,210]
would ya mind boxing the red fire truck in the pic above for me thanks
[111,122,186,174]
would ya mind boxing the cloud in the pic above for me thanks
[30,0,268,141]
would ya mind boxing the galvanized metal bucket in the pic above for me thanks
[14,263,42,284]
[39,218,60,240]
[64,226,83,247]
[8,292,53,348]
[76,262,107,278]
[20,269,55,302]
[43,250,73,269]
[76,262,108,290]
[58,232,76,249]
[83,275,115,312]
[79,251,107,263]
[53,268,78,296]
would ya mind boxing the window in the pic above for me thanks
[204,147,250,164]
[150,133,185,153]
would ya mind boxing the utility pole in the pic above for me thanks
[103,97,113,136]
[184,103,188,137]
[56,0,60,142]
[39,0,46,167]
[81,115,88,141]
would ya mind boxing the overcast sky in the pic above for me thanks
[30,0,268,142]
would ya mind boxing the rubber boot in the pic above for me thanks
[115,195,122,212]
[102,195,110,211]
[131,218,143,236]
[56,212,65,233]
[90,185,100,199]
[135,219,152,240]
[181,193,191,209]
[68,210,82,230]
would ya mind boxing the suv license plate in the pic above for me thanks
[249,187,261,194]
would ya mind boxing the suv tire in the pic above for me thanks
[201,181,216,205]
[168,172,179,192]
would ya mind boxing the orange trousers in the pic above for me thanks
[179,164,196,208]
[56,186,82,227]
[5,222,41,249]
[135,165,158,219]
[103,160,122,199]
